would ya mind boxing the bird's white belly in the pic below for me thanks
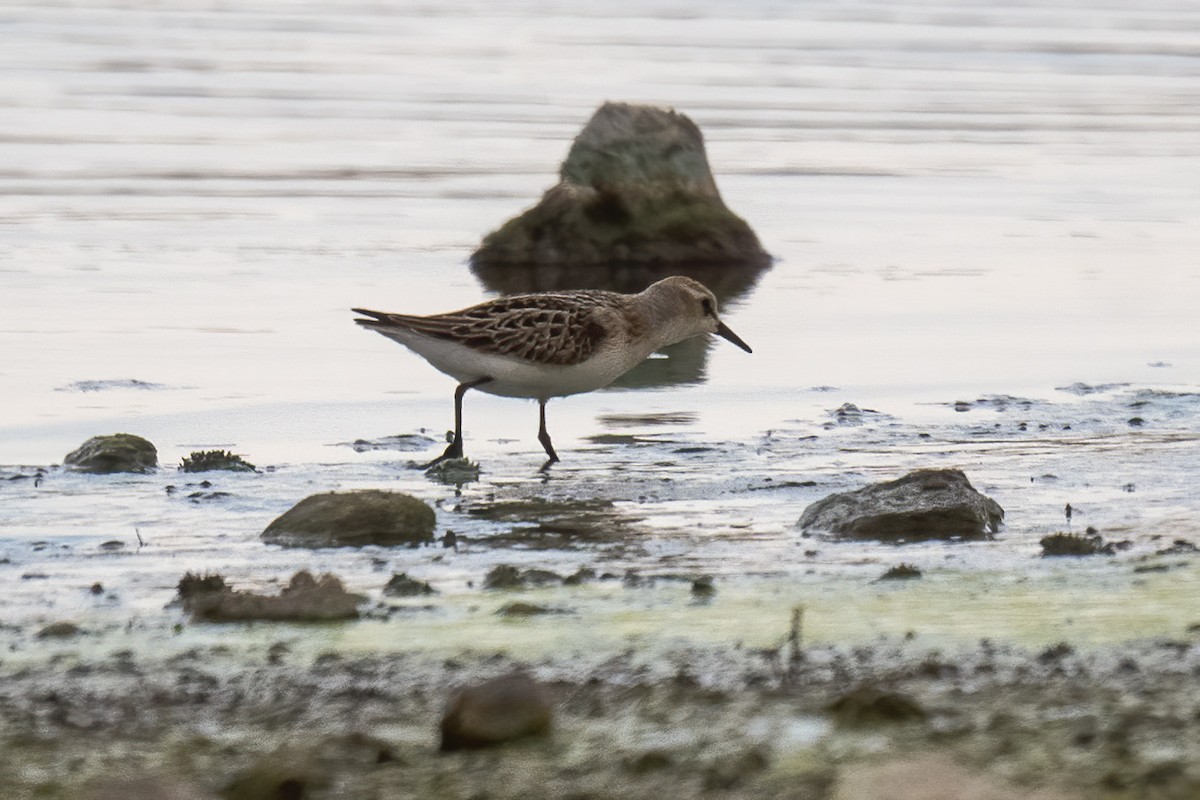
[382,330,645,400]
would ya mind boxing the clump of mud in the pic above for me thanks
[878,563,922,581]
[177,570,365,621]
[179,450,256,473]
[1040,531,1115,556]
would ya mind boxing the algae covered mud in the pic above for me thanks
[2,0,1200,798]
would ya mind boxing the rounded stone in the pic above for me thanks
[262,490,436,548]
[798,468,1004,541]
[64,433,157,474]
[440,673,554,751]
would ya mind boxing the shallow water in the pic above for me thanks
[1,0,1199,653]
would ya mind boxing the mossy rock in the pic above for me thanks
[1041,531,1114,556]
[879,563,923,580]
[440,673,553,751]
[262,490,436,548]
[471,102,770,268]
[181,570,364,622]
[382,572,436,597]
[64,433,157,474]
[798,468,1003,541]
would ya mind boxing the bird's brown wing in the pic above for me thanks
[353,292,616,367]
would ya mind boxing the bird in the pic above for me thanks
[353,275,752,470]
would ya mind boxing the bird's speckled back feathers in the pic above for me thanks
[354,290,632,367]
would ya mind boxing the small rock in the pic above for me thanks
[827,685,926,726]
[1037,642,1074,663]
[177,572,227,599]
[64,433,157,474]
[691,575,717,597]
[879,563,922,581]
[1040,532,1114,556]
[187,490,231,502]
[563,567,597,585]
[89,582,104,595]
[382,573,436,597]
[440,673,553,751]
[98,540,125,551]
[483,564,525,590]
[1156,539,1199,556]
[267,642,289,665]
[834,402,867,424]
[482,564,564,590]
[37,621,82,638]
[262,490,436,548]
[798,468,1003,541]
[495,602,558,617]
[523,568,565,586]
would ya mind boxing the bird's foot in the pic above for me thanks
[537,455,560,474]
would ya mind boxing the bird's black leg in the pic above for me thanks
[422,377,491,469]
[537,400,559,471]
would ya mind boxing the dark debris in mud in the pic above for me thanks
[878,563,922,581]
[178,570,365,622]
[179,449,256,473]
[1040,531,1116,557]
[382,573,436,597]
[482,564,566,590]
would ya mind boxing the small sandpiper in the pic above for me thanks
[353,276,752,469]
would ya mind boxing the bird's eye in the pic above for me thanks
[700,298,715,316]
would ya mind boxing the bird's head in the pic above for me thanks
[644,276,752,353]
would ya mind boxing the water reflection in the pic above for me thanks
[469,260,769,389]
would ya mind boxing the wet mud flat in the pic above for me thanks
[1,634,1199,799]
[2,384,1200,799]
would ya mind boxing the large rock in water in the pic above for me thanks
[262,489,436,548]
[798,469,1004,541]
[471,102,770,267]
[64,433,157,473]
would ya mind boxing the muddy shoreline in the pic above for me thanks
[2,383,1198,798]
[3,632,1199,799]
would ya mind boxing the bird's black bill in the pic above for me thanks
[715,320,752,353]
